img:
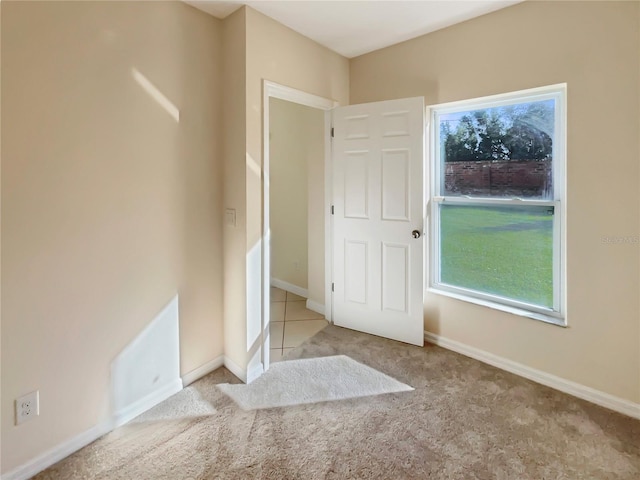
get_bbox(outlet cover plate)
[16,390,39,425]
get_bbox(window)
[429,85,566,325]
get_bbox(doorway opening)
[262,81,337,371]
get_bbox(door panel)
[332,97,424,346]
[381,149,410,221]
[345,240,368,304]
[344,152,369,219]
[382,242,408,313]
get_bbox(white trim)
[270,278,308,299]
[220,356,264,384]
[426,83,568,113]
[113,379,183,428]
[1,420,114,480]
[264,81,337,110]
[263,80,338,377]
[246,363,265,384]
[424,331,640,420]
[181,355,225,387]
[262,81,272,375]
[3,375,184,480]
[306,299,325,315]
[427,83,567,323]
[324,110,334,322]
[223,355,248,383]
[433,196,558,207]
[427,287,564,326]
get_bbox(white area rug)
[218,355,413,410]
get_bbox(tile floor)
[270,287,328,362]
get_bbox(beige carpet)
[218,355,413,410]
[34,325,640,479]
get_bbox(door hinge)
[331,127,334,138]
[331,205,335,215]
[331,283,335,292]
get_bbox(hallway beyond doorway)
[270,287,328,362]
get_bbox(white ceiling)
[184,0,523,58]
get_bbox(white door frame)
[262,80,338,371]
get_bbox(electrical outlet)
[294,260,300,271]
[15,390,39,425]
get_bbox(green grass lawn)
[440,205,553,308]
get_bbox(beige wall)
[1,1,224,472]
[269,97,325,297]
[0,2,3,463]
[270,98,308,290]
[245,6,349,252]
[222,6,349,373]
[221,6,248,373]
[306,105,326,307]
[351,0,640,403]
[8,0,636,474]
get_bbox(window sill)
[427,287,566,328]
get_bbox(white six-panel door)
[332,97,424,346]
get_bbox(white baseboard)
[1,377,183,480]
[223,355,248,383]
[424,331,640,420]
[222,356,265,384]
[306,299,325,316]
[1,420,114,480]
[246,363,265,384]
[113,378,183,428]
[181,355,224,387]
[9,350,229,479]
[270,278,308,299]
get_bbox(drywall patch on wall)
[111,296,182,426]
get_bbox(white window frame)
[427,84,567,326]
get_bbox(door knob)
[412,230,421,239]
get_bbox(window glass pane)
[440,204,553,308]
[439,99,555,199]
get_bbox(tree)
[444,115,478,161]
[475,110,509,160]
[440,101,554,162]
[503,103,553,160]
